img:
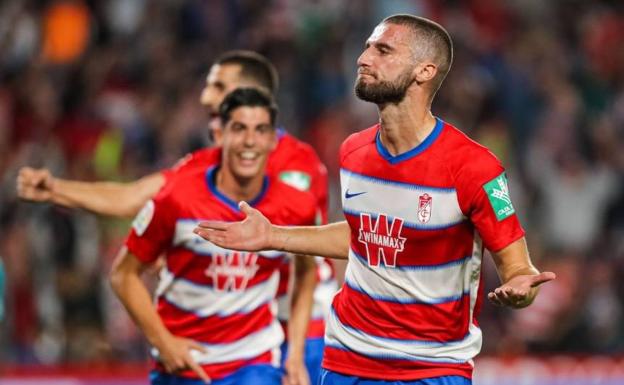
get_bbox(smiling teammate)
[111,88,317,385]
[16,51,337,384]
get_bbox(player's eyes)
[256,125,272,133]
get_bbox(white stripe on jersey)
[340,168,465,229]
[325,307,482,363]
[312,279,339,319]
[158,268,279,317]
[468,231,483,322]
[174,220,283,258]
[346,248,470,304]
[152,321,283,365]
[276,293,289,322]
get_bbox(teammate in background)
[194,15,556,385]
[111,88,316,385]
[16,51,337,384]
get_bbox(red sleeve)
[455,150,525,252]
[125,185,176,263]
[302,195,318,226]
[287,189,318,227]
[309,160,329,225]
[161,153,194,184]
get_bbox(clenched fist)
[16,167,55,202]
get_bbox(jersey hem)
[322,359,472,381]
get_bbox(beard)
[355,69,414,104]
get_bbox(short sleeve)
[310,162,329,225]
[301,195,318,226]
[456,151,525,252]
[161,153,194,184]
[125,186,176,263]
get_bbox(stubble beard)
[354,69,414,105]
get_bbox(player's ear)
[212,127,224,146]
[413,61,437,85]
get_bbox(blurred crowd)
[0,0,623,366]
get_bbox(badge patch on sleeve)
[483,172,515,221]
[132,200,155,236]
[279,171,311,191]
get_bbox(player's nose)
[357,48,372,68]
[243,128,256,146]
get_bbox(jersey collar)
[205,166,269,212]
[375,117,443,165]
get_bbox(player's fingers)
[17,167,34,180]
[297,368,310,385]
[17,172,36,188]
[494,287,511,301]
[282,372,293,385]
[508,289,528,302]
[487,292,504,306]
[186,358,211,384]
[238,201,261,219]
[196,220,231,231]
[194,230,231,248]
[27,170,47,186]
[187,340,208,354]
[282,364,298,385]
[164,357,185,373]
[193,228,215,241]
[496,288,517,306]
[529,271,556,287]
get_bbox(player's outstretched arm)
[194,202,351,259]
[487,237,556,309]
[283,255,316,385]
[17,167,165,218]
[109,247,211,384]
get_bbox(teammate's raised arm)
[17,167,165,218]
[194,201,351,260]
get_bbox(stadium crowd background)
[0,0,623,378]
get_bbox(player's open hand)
[16,167,55,202]
[194,201,274,251]
[157,334,211,384]
[282,355,310,385]
[488,271,556,308]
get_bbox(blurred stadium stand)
[0,0,622,384]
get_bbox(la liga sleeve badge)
[483,172,515,221]
[132,200,155,236]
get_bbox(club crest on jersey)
[417,193,432,223]
[358,213,406,268]
[205,251,260,291]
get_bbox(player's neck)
[377,92,436,156]
[216,167,266,203]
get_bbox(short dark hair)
[382,14,453,96]
[219,87,278,126]
[214,50,279,95]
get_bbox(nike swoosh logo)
[345,190,367,199]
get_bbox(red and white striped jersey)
[163,130,337,339]
[323,118,525,381]
[126,149,317,380]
